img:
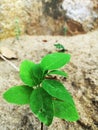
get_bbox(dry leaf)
[0,47,17,59]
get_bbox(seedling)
[3,52,79,129]
[14,18,21,40]
[63,26,67,35]
[54,43,66,52]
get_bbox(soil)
[0,30,98,130]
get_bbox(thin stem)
[0,54,19,72]
[41,122,43,130]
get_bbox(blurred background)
[0,0,98,39]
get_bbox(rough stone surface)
[62,0,98,31]
[0,0,27,39]
[0,0,98,39]
[0,30,98,130]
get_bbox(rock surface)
[0,30,98,130]
[0,0,98,39]
[62,0,98,31]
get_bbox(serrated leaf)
[20,60,44,87]
[40,52,70,70]
[53,100,79,121]
[48,70,68,77]
[20,60,36,87]
[42,79,74,104]
[30,87,53,126]
[3,85,33,105]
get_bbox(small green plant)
[63,26,67,35]
[14,18,21,40]
[3,52,79,128]
[54,43,66,52]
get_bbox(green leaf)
[42,79,74,104]
[54,43,65,51]
[48,70,68,77]
[40,52,70,70]
[20,60,36,87]
[3,85,33,105]
[42,79,79,121]
[20,60,44,87]
[32,64,44,84]
[30,87,53,126]
[53,100,79,121]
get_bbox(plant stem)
[41,122,43,130]
[0,54,19,72]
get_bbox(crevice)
[77,120,92,130]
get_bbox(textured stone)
[62,0,98,31]
[0,30,98,129]
[0,0,27,39]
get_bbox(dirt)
[0,30,98,130]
